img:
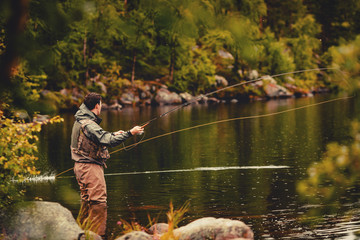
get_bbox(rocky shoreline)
[36,72,329,115]
[0,201,254,240]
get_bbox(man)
[71,92,143,236]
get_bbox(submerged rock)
[1,201,101,240]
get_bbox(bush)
[0,109,63,208]
[173,44,216,94]
[297,121,360,203]
[325,35,360,91]
[259,29,295,80]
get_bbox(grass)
[116,201,190,240]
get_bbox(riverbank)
[34,72,330,115]
[1,201,254,240]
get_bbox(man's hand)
[130,126,144,135]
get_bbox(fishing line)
[54,67,347,178]
[109,95,353,155]
[121,131,146,151]
[122,67,341,149]
[139,67,339,127]
[54,94,352,179]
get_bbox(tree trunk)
[0,0,29,108]
[83,31,89,81]
[169,47,175,82]
[131,51,136,87]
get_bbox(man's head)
[84,92,102,115]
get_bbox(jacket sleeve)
[83,122,132,148]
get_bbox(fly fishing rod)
[55,67,343,178]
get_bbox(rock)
[173,217,254,240]
[261,75,277,85]
[115,231,152,240]
[207,97,220,103]
[215,75,228,87]
[0,201,101,240]
[148,223,169,235]
[248,70,259,80]
[261,76,292,98]
[179,92,195,103]
[285,76,295,83]
[59,88,69,97]
[284,83,310,97]
[196,94,208,104]
[120,92,140,105]
[218,49,234,59]
[108,102,123,110]
[33,114,50,123]
[96,81,107,94]
[154,88,182,105]
[13,109,30,121]
[103,99,123,110]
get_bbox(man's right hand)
[130,126,144,135]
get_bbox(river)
[23,93,360,239]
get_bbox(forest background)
[1,0,360,208]
[1,0,360,115]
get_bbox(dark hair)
[84,92,101,110]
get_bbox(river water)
[24,93,360,239]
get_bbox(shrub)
[0,109,63,208]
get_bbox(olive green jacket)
[70,103,132,164]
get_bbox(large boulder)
[215,75,228,87]
[154,88,182,105]
[261,76,293,98]
[179,92,195,103]
[120,92,140,105]
[1,201,101,240]
[173,217,254,240]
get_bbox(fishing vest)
[73,119,110,166]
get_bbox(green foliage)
[173,42,216,94]
[286,14,322,88]
[304,0,360,49]
[264,0,307,39]
[11,61,47,102]
[0,109,63,208]
[236,0,267,24]
[297,121,360,204]
[116,201,190,239]
[1,0,360,103]
[325,35,360,91]
[259,29,295,79]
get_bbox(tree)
[263,0,307,39]
[304,0,360,50]
[117,6,156,86]
[286,14,321,87]
[154,0,211,83]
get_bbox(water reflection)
[77,201,107,237]
[23,94,360,239]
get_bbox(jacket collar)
[75,103,102,124]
